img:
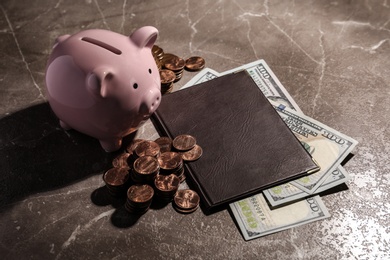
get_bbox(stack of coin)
[173,189,200,214]
[159,69,175,94]
[157,151,185,182]
[135,140,161,158]
[152,45,164,70]
[154,174,180,202]
[163,54,185,82]
[103,167,130,197]
[131,155,160,184]
[125,184,154,214]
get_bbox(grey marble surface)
[1,0,389,259]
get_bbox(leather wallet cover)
[151,70,319,211]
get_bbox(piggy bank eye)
[148,68,152,74]
[133,83,138,89]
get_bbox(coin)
[133,156,160,175]
[158,152,183,171]
[126,139,144,154]
[173,189,200,213]
[127,184,154,204]
[172,134,196,151]
[159,69,176,84]
[103,167,130,196]
[164,56,185,71]
[154,174,180,193]
[135,140,160,158]
[154,136,172,153]
[112,152,131,169]
[181,144,203,162]
[185,56,205,71]
[103,167,129,187]
[125,184,154,214]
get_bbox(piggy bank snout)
[139,88,161,116]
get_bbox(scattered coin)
[173,134,196,151]
[185,56,205,71]
[181,144,203,162]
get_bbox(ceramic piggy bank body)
[45,26,161,152]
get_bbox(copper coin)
[154,174,180,192]
[133,156,160,174]
[181,145,203,162]
[127,184,154,203]
[135,140,160,157]
[103,167,129,187]
[161,53,178,64]
[154,136,172,153]
[174,189,200,210]
[159,69,176,84]
[126,139,144,154]
[158,152,183,170]
[112,152,131,169]
[172,134,196,151]
[164,56,185,71]
[185,56,205,71]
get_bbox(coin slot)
[81,37,122,55]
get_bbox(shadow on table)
[0,102,135,210]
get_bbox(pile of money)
[152,45,205,94]
[103,135,202,215]
[181,59,358,240]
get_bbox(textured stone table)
[1,1,389,259]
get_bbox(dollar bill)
[270,102,358,193]
[181,68,220,88]
[263,166,351,207]
[230,194,330,240]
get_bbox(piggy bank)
[45,26,161,152]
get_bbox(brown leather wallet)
[151,70,319,212]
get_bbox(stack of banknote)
[181,60,358,240]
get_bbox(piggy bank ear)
[86,67,113,98]
[130,26,158,49]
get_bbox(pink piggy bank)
[45,26,161,152]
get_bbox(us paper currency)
[270,102,357,193]
[263,166,350,207]
[230,194,330,240]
